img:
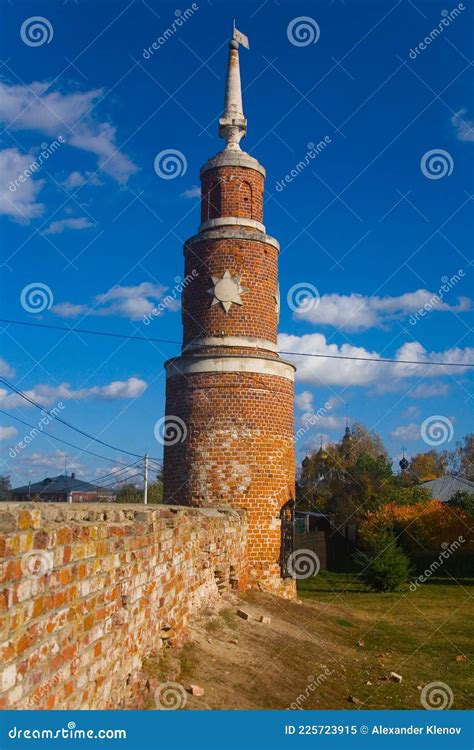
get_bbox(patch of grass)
[220,607,237,629]
[179,643,199,679]
[336,618,354,628]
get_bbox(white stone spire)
[219,26,249,150]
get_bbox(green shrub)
[356,530,410,592]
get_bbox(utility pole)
[143,452,148,505]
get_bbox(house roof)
[11,474,114,497]
[421,475,474,502]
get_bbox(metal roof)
[11,474,114,496]
[421,475,474,502]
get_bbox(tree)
[116,483,142,503]
[356,529,410,592]
[0,474,11,501]
[448,490,474,517]
[408,450,447,483]
[453,434,474,480]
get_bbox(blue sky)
[0,0,472,487]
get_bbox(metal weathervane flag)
[232,26,249,49]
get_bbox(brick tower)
[163,27,296,597]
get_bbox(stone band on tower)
[163,27,296,597]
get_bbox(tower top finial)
[219,25,249,150]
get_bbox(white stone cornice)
[200,150,266,178]
[186,228,279,252]
[199,217,266,233]
[166,354,296,382]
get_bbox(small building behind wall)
[9,473,116,503]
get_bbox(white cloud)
[0,81,138,184]
[181,185,201,199]
[409,382,449,399]
[451,108,474,142]
[62,170,103,190]
[0,148,45,220]
[293,289,470,331]
[0,426,17,440]
[278,333,474,387]
[0,358,15,378]
[401,405,420,418]
[0,376,147,409]
[390,423,420,441]
[44,217,95,235]
[14,451,85,473]
[53,281,177,321]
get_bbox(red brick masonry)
[0,503,247,709]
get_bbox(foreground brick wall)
[0,503,247,710]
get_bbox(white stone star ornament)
[207,270,247,313]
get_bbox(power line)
[0,377,162,461]
[0,409,147,469]
[1,317,472,368]
[0,318,179,346]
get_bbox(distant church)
[162,28,296,596]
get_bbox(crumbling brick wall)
[0,503,247,709]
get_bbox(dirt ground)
[138,575,472,711]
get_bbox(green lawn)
[297,572,473,709]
